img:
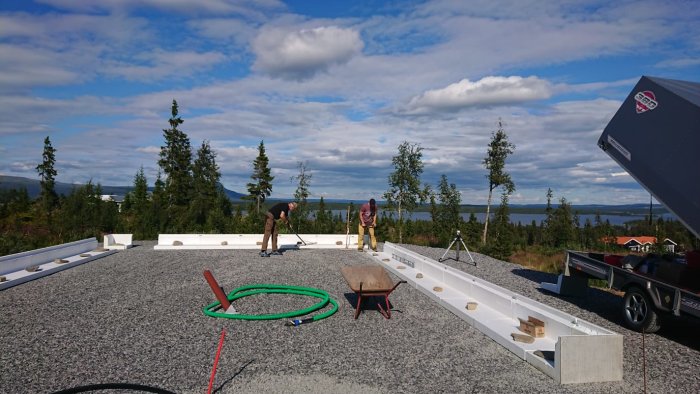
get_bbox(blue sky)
[1,0,699,204]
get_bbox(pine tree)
[482,119,515,244]
[36,136,59,219]
[435,174,461,243]
[132,166,149,209]
[315,196,333,233]
[486,192,514,260]
[542,188,554,246]
[550,197,575,248]
[158,100,193,209]
[127,166,150,239]
[57,181,116,241]
[464,212,481,246]
[247,140,274,214]
[191,140,221,229]
[384,141,430,243]
[291,161,312,232]
[149,170,167,236]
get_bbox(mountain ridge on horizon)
[0,175,668,213]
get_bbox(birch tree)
[482,119,515,244]
[384,141,430,243]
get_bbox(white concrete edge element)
[153,234,359,250]
[0,238,117,291]
[104,234,133,250]
[371,242,623,384]
[540,274,589,297]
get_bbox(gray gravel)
[1,241,698,394]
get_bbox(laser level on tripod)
[438,230,476,266]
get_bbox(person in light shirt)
[357,198,377,252]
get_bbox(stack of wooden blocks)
[510,316,545,343]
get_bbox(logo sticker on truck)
[634,91,658,114]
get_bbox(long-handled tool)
[345,206,350,249]
[287,222,316,246]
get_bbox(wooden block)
[433,286,443,292]
[336,241,343,245]
[518,316,545,338]
[416,273,423,279]
[0,276,6,282]
[54,258,69,264]
[466,302,478,310]
[173,240,183,246]
[511,332,534,343]
[26,265,40,272]
[80,253,91,257]
[528,316,545,327]
[221,241,228,245]
[256,241,262,245]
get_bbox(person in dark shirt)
[260,202,297,257]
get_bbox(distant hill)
[0,175,246,201]
[0,175,669,214]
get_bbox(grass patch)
[509,248,566,274]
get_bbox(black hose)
[51,382,176,394]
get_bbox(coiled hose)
[203,284,338,325]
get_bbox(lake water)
[332,210,676,227]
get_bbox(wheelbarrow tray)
[340,265,405,319]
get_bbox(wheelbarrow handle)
[391,280,407,292]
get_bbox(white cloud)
[405,76,552,114]
[37,0,286,17]
[136,146,161,154]
[1,0,699,204]
[252,26,364,80]
[0,44,81,92]
[655,57,700,69]
[188,18,258,47]
[102,50,228,82]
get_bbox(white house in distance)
[100,195,125,212]
[612,236,677,253]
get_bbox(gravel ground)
[1,241,698,394]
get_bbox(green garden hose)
[203,284,338,325]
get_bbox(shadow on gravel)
[654,315,700,351]
[511,267,700,351]
[213,359,254,394]
[342,293,402,318]
[512,267,623,322]
[510,268,556,285]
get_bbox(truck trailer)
[553,76,700,332]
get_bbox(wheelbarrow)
[340,265,406,319]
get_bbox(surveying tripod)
[438,230,476,266]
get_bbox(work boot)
[269,250,283,256]
[259,251,270,257]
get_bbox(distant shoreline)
[0,174,669,215]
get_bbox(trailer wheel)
[622,287,660,333]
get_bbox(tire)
[622,287,661,333]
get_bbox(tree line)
[1,101,697,261]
